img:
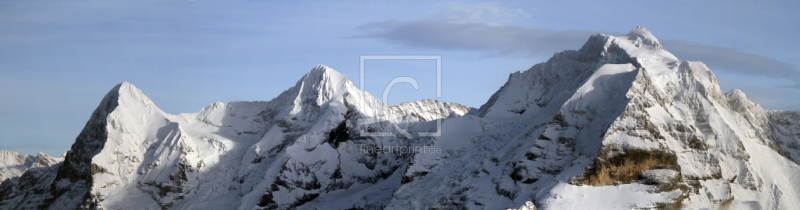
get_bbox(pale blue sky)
[1,0,798,156]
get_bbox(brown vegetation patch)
[580,149,678,186]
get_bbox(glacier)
[1,26,799,209]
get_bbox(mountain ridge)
[1,27,799,209]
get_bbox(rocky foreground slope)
[1,27,799,209]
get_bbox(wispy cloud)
[356,20,599,57]
[659,40,799,80]
[354,3,800,81]
[355,2,602,57]
[355,18,798,82]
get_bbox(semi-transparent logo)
[358,55,442,138]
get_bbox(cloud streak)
[356,20,599,57]
[355,20,799,81]
[660,40,799,79]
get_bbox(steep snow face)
[83,82,206,209]
[174,66,471,210]
[386,27,800,210]
[475,26,677,121]
[236,65,431,210]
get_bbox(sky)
[1,0,798,156]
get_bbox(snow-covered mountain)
[389,99,471,122]
[0,151,63,183]
[1,26,799,209]
[0,65,470,210]
[0,151,34,183]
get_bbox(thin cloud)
[355,20,800,81]
[355,20,599,57]
[660,40,800,80]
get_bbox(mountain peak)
[628,26,652,36]
[297,64,352,88]
[726,89,747,98]
[117,82,151,102]
[726,89,760,113]
[311,64,331,72]
[289,65,359,106]
[0,150,32,168]
[622,26,665,51]
[101,82,156,110]
[31,152,60,168]
[303,64,345,82]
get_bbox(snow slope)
[1,27,799,210]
